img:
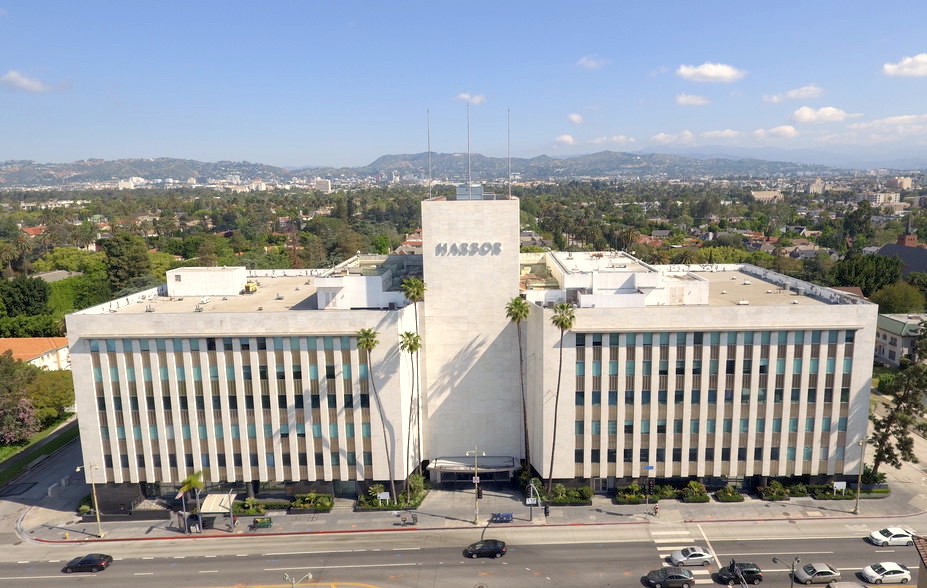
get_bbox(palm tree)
[356,328,397,502]
[14,234,33,276]
[0,241,16,276]
[399,330,421,502]
[179,470,205,533]
[547,302,575,495]
[505,296,532,469]
[400,277,426,473]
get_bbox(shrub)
[787,482,808,497]
[367,484,385,500]
[78,504,91,515]
[614,484,644,505]
[758,480,789,500]
[291,493,333,511]
[715,485,745,502]
[862,464,887,485]
[655,484,679,500]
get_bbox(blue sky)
[2,1,927,168]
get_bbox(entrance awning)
[199,492,236,514]
[427,456,517,473]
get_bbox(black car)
[717,560,763,585]
[646,566,695,588]
[464,539,507,558]
[62,553,113,573]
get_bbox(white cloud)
[790,106,859,124]
[455,92,486,104]
[675,62,746,83]
[753,125,799,139]
[577,54,608,69]
[763,83,823,103]
[650,130,696,145]
[675,93,710,106]
[700,129,741,140]
[555,134,575,145]
[589,135,635,145]
[0,69,52,93]
[883,53,927,77]
[567,113,584,124]
[847,113,927,142]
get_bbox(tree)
[869,363,927,476]
[24,370,74,426]
[356,328,397,502]
[833,254,902,297]
[0,351,40,444]
[101,233,153,291]
[399,330,421,502]
[399,277,426,476]
[0,276,51,317]
[0,241,16,276]
[179,470,205,533]
[870,281,926,314]
[505,297,532,469]
[547,302,575,495]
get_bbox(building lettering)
[434,242,502,256]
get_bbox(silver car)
[793,562,840,584]
[670,545,713,566]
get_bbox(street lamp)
[466,446,485,525]
[853,434,868,515]
[772,555,800,588]
[75,464,104,538]
[283,572,313,587]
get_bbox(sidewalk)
[18,456,927,544]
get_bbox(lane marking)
[0,576,81,580]
[264,563,419,571]
[698,523,722,570]
[264,549,356,556]
[717,551,834,556]
[141,557,154,560]
[134,572,154,576]
[199,570,219,573]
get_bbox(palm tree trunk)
[517,323,530,468]
[405,352,417,503]
[547,332,565,495]
[367,349,397,500]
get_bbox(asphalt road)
[2,533,920,587]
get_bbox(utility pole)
[466,446,485,525]
[75,464,104,538]
[853,434,868,515]
[283,572,313,587]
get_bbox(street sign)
[643,465,655,470]
[377,492,391,500]
[525,498,537,506]
[472,476,480,484]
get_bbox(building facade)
[67,191,877,498]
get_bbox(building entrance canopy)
[428,456,517,474]
[198,492,235,514]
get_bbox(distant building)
[0,337,70,370]
[313,179,332,194]
[875,314,924,367]
[887,177,914,190]
[751,190,782,202]
[865,192,900,206]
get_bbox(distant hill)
[0,151,845,188]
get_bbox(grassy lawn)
[871,364,897,390]
[0,416,75,462]
[0,421,79,487]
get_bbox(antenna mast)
[467,103,472,199]
[427,109,432,199]
[507,108,511,199]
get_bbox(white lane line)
[264,563,419,571]
[651,530,692,535]
[236,554,249,557]
[17,561,30,564]
[49,560,62,563]
[204,555,217,558]
[392,547,422,551]
[141,556,154,560]
[698,523,722,570]
[656,545,694,551]
[875,549,896,552]
[0,576,81,580]
[264,550,355,555]
[173,556,185,559]
[718,551,834,556]
[199,570,219,573]
[134,572,155,576]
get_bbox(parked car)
[62,553,113,573]
[860,561,912,584]
[868,528,915,547]
[717,560,763,585]
[793,562,840,584]
[670,545,713,566]
[645,565,695,588]
[463,539,506,558]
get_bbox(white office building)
[67,189,877,500]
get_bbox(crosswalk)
[651,528,715,581]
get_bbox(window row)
[92,363,368,383]
[90,335,352,354]
[576,445,845,463]
[102,450,373,469]
[575,388,851,406]
[577,357,853,377]
[101,422,372,441]
[576,330,855,347]
[576,416,848,435]
[96,392,371,411]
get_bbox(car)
[860,561,912,584]
[717,560,763,585]
[62,553,113,573]
[793,562,840,584]
[463,539,506,558]
[670,545,713,566]
[645,566,695,588]
[868,528,915,547]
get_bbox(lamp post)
[75,464,103,538]
[283,572,313,587]
[466,447,485,525]
[772,555,800,588]
[853,434,868,515]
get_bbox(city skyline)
[1,1,926,168]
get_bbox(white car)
[669,545,713,566]
[860,562,912,584]
[868,528,915,547]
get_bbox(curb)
[685,509,927,524]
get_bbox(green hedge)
[232,499,292,515]
[614,494,645,505]
[291,493,333,511]
[715,492,746,502]
[682,494,711,503]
